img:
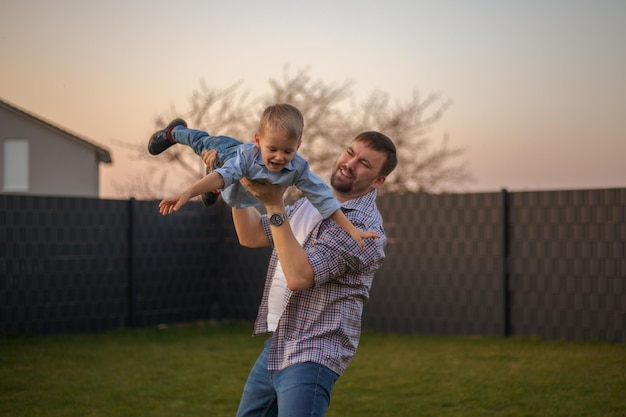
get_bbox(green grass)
[1,323,625,417]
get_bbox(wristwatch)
[269,212,288,227]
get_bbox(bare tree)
[344,90,470,193]
[120,67,471,199]
[119,80,256,199]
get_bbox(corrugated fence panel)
[130,199,223,327]
[0,195,129,334]
[1,189,624,342]
[364,192,504,336]
[508,189,626,342]
[217,207,271,322]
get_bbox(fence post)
[126,197,135,328]
[501,189,511,337]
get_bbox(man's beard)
[330,169,352,193]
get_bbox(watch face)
[270,213,286,226]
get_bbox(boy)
[149,104,378,248]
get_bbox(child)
[149,103,379,248]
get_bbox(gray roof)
[0,98,112,164]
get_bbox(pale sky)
[1,0,624,198]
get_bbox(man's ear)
[372,176,386,189]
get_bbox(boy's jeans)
[171,127,241,168]
[236,338,339,417]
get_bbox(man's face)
[330,140,386,200]
[255,127,300,172]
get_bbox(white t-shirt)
[266,201,323,331]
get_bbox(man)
[205,131,397,417]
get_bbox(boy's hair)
[353,131,398,177]
[258,104,304,141]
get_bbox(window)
[3,139,29,192]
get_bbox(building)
[0,98,112,198]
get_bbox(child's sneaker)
[201,166,221,207]
[201,190,221,207]
[148,118,187,155]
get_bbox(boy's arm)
[293,160,341,219]
[159,172,225,215]
[293,162,379,248]
[329,210,380,249]
[185,171,225,198]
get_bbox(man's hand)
[201,150,218,171]
[239,177,288,211]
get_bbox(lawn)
[1,322,625,417]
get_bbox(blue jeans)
[236,338,340,417]
[171,127,241,169]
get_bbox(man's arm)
[239,177,315,291]
[231,206,270,248]
[201,149,270,248]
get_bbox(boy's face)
[254,127,301,172]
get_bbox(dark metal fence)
[365,188,625,342]
[0,196,269,334]
[1,189,624,342]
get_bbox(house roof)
[0,98,112,164]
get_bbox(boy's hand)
[159,192,191,215]
[351,229,380,249]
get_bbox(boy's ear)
[254,133,261,147]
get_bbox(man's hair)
[258,104,304,141]
[353,131,398,176]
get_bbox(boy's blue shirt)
[215,143,340,218]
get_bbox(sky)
[1,0,625,198]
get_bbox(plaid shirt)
[252,189,386,375]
